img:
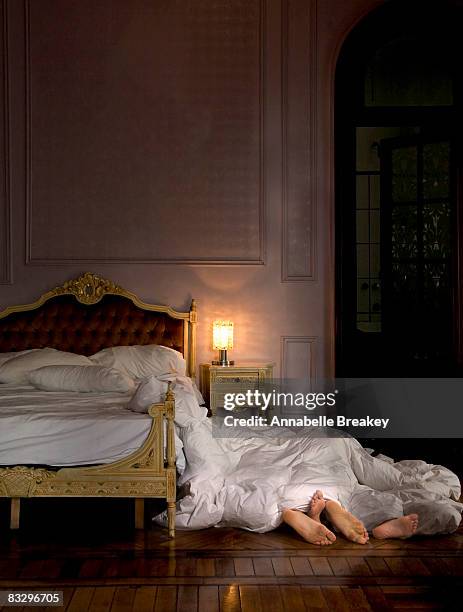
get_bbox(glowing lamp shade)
[212,320,234,366]
[213,320,234,350]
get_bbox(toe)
[326,530,336,542]
[320,538,330,546]
[353,531,367,544]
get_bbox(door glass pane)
[391,205,417,258]
[423,142,449,199]
[392,146,417,202]
[391,263,417,305]
[423,202,451,258]
[356,210,369,243]
[365,37,453,107]
[356,175,369,208]
[356,244,370,277]
[423,262,449,294]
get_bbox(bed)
[0,272,198,537]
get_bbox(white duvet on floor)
[155,382,463,536]
[1,377,461,536]
[0,383,154,466]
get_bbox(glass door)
[380,136,454,374]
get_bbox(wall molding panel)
[0,0,11,284]
[280,335,317,383]
[24,0,266,266]
[281,0,317,281]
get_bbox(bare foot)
[308,490,326,523]
[282,509,336,546]
[324,500,369,544]
[372,514,419,540]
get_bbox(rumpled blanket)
[154,379,462,535]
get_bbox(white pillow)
[28,365,135,393]
[0,348,91,384]
[90,344,186,379]
[0,349,38,368]
[127,375,186,475]
[128,376,168,413]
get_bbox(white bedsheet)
[0,383,152,466]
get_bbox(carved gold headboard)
[0,273,197,378]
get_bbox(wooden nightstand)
[199,363,274,415]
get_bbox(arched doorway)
[335,0,463,377]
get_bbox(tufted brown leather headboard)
[0,273,197,378]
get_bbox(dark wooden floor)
[0,500,462,611]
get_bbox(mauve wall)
[0,0,381,379]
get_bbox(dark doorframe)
[335,0,463,378]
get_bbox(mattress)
[0,383,155,466]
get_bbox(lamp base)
[212,349,234,366]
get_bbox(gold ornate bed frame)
[0,273,198,537]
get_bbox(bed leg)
[135,498,144,529]
[10,498,20,530]
[168,501,175,538]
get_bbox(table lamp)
[212,320,234,366]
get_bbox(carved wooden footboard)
[0,384,176,536]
